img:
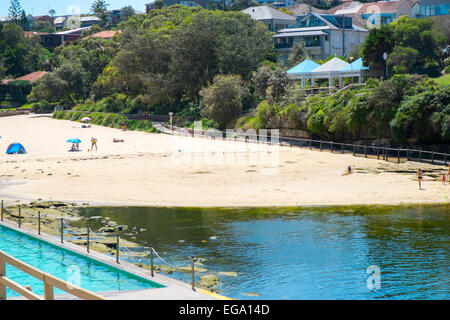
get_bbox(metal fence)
[164,124,449,166]
[0,202,200,292]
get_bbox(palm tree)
[91,0,109,15]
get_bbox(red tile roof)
[90,30,122,39]
[16,71,48,83]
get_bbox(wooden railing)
[0,249,107,300]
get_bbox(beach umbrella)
[66,138,81,144]
[81,117,91,123]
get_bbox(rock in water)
[219,271,238,277]
[196,275,220,292]
[241,292,261,297]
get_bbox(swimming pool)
[0,224,164,298]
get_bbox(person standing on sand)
[416,168,424,190]
[91,137,98,151]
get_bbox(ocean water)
[74,204,449,300]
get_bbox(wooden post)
[406,149,409,162]
[431,152,434,164]
[0,257,6,300]
[309,139,312,150]
[330,141,333,153]
[150,245,154,277]
[38,211,41,235]
[377,144,379,160]
[190,256,196,291]
[18,205,21,228]
[1,200,3,222]
[353,145,355,156]
[386,148,389,162]
[44,279,54,300]
[116,235,120,264]
[341,144,344,154]
[87,226,90,253]
[397,149,400,164]
[364,145,367,158]
[60,218,63,244]
[320,141,322,151]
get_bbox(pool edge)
[0,220,221,300]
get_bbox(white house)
[242,6,297,32]
[274,12,368,61]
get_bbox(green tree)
[200,74,249,128]
[361,25,394,76]
[32,21,55,33]
[91,0,109,27]
[267,67,290,103]
[286,41,306,68]
[120,6,135,22]
[153,0,164,10]
[0,23,51,77]
[29,62,90,106]
[8,0,23,24]
[387,46,419,74]
[252,65,274,99]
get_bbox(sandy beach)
[0,114,447,207]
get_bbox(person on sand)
[442,173,446,185]
[347,166,352,175]
[91,137,98,151]
[416,168,424,190]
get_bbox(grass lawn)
[434,74,450,87]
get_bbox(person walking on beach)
[442,173,446,185]
[416,168,424,190]
[91,137,98,151]
[347,165,352,175]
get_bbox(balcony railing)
[275,40,321,50]
[275,42,293,49]
[305,40,321,47]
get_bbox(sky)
[0,0,151,17]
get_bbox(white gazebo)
[287,57,369,90]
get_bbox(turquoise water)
[75,205,450,300]
[0,225,163,298]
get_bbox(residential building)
[419,0,450,16]
[289,3,327,15]
[328,0,420,25]
[256,0,295,8]
[33,15,55,26]
[242,6,297,32]
[273,12,368,61]
[40,27,90,48]
[54,15,102,30]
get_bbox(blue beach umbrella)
[66,138,81,143]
